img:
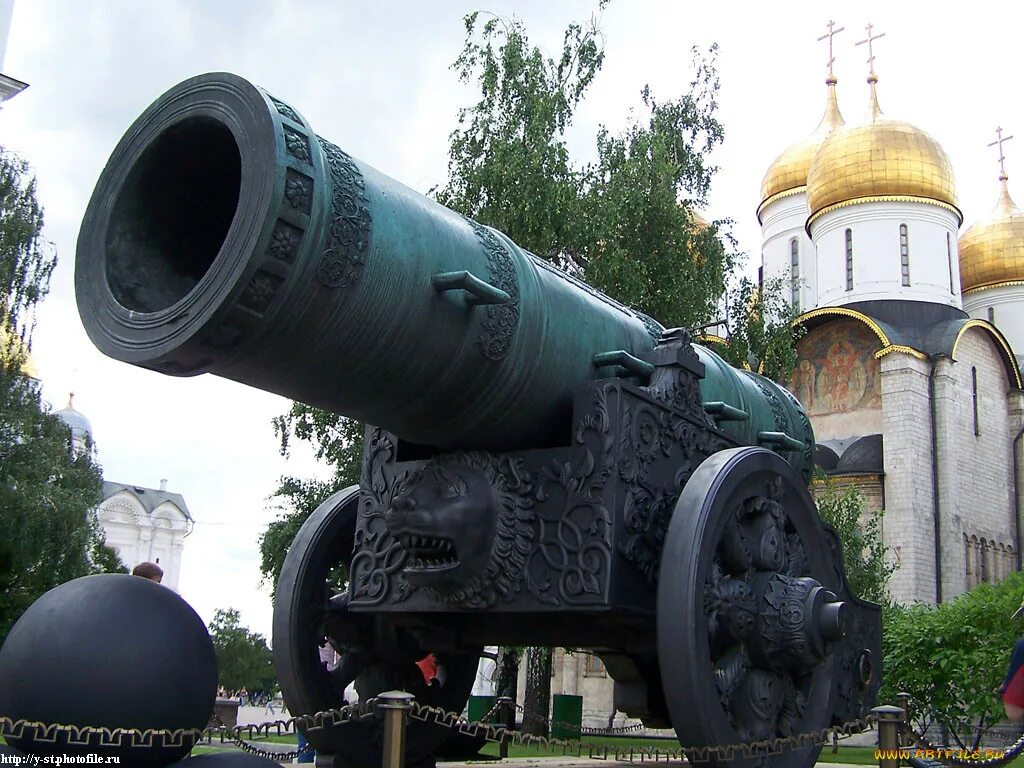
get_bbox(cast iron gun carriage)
[76,73,881,768]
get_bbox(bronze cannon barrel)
[77,72,815,472]
[75,73,659,451]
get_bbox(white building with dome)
[757,36,1024,605]
[54,395,193,591]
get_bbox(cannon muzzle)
[76,73,659,451]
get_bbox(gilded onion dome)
[959,175,1024,293]
[0,324,38,379]
[758,76,845,220]
[806,76,960,226]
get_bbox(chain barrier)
[0,700,378,759]
[581,722,645,735]
[406,700,876,763]
[0,700,875,764]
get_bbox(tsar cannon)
[76,73,881,768]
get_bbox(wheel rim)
[272,485,480,765]
[658,448,842,768]
[273,486,360,750]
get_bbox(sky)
[2,0,1023,642]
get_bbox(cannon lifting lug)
[702,401,748,421]
[431,270,510,306]
[758,430,807,453]
[593,350,656,381]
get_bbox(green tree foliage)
[814,478,894,606]
[0,148,122,646]
[258,404,363,594]
[881,573,1024,748]
[434,9,605,259]
[581,54,731,328]
[209,607,276,694]
[712,274,804,382]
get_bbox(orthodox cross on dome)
[817,20,845,79]
[988,127,1014,180]
[855,22,886,78]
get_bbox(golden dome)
[806,79,960,225]
[758,77,845,219]
[959,178,1024,293]
[0,324,38,379]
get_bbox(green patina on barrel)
[694,345,815,482]
[75,72,814,477]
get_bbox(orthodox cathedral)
[759,24,1024,605]
[542,23,1024,731]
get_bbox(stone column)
[880,352,937,604]
[932,357,965,598]
[1010,390,1024,571]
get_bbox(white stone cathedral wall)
[760,193,816,309]
[880,353,937,604]
[812,202,961,309]
[937,328,1016,599]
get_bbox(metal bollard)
[378,690,416,768]
[873,705,906,768]
[498,696,513,759]
[896,692,912,727]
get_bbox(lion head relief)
[384,452,536,608]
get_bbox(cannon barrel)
[76,73,813,467]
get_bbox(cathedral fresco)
[789,319,883,439]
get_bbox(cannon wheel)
[657,447,841,768]
[273,486,480,768]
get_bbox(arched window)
[845,229,854,290]
[899,224,911,286]
[970,535,980,588]
[988,306,995,324]
[790,238,800,309]
[979,538,989,583]
[964,533,974,588]
[972,366,980,436]
[947,233,955,294]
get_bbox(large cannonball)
[0,574,217,767]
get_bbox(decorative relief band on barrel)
[269,95,302,125]
[465,219,519,362]
[268,221,302,264]
[750,374,788,432]
[283,127,311,162]
[202,93,313,355]
[315,138,372,289]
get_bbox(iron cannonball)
[0,574,217,767]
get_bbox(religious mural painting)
[790,319,883,439]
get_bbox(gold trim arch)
[949,319,1022,389]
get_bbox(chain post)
[895,692,912,727]
[378,690,415,768]
[873,705,906,768]
[497,696,513,759]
